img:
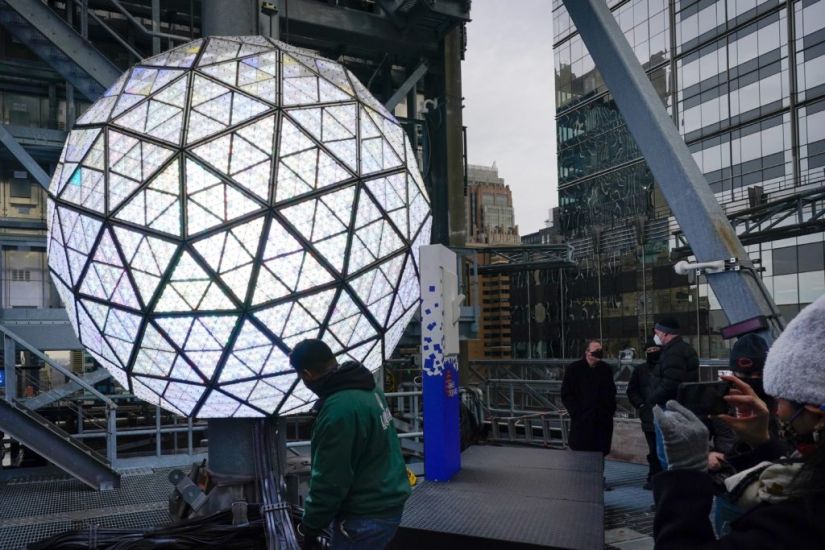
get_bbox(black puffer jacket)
[647,336,699,407]
[627,362,655,431]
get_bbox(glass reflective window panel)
[46,37,431,418]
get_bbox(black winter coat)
[627,363,655,431]
[561,358,616,455]
[653,441,825,549]
[647,336,699,407]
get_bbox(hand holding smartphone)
[677,381,731,418]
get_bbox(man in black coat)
[561,340,617,464]
[627,340,662,489]
[647,317,699,408]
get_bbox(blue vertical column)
[420,245,461,481]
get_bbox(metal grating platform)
[391,445,605,550]
[603,460,655,549]
[0,468,173,550]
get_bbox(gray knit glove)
[653,400,709,472]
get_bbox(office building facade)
[525,0,825,359]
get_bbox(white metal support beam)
[385,61,428,111]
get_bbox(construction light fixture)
[46,37,432,418]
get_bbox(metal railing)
[60,397,206,465]
[487,410,569,448]
[468,358,730,446]
[283,389,424,454]
[0,324,118,462]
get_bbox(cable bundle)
[28,506,268,549]
[252,420,299,550]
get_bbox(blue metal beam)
[0,124,51,190]
[562,0,781,339]
[0,0,120,101]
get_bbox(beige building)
[465,164,520,245]
[463,164,519,359]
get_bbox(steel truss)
[456,245,576,274]
[672,183,825,259]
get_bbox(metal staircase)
[0,325,120,491]
[0,399,120,490]
[24,368,111,411]
[0,0,120,100]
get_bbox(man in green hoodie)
[290,339,410,550]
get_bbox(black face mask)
[646,350,661,364]
[590,349,603,359]
[779,404,817,450]
[303,376,325,396]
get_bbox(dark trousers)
[643,429,662,480]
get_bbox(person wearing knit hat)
[729,333,770,376]
[646,316,699,409]
[763,296,825,407]
[706,334,773,466]
[707,332,782,536]
[651,296,825,548]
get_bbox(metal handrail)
[0,324,116,409]
[0,323,119,461]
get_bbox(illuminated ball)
[46,37,431,417]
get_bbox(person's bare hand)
[707,451,726,471]
[715,375,770,447]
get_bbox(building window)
[10,179,32,199]
[772,273,799,304]
[799,271,825,303]
[772,246,797,275]
[11,269,31,282]
[798,242,825,272]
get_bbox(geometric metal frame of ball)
[46,36,432,418]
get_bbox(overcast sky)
[463,0,557,236]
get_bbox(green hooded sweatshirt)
[302,361,411,530]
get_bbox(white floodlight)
[46,37,432,418]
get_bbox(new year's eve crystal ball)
[46,37,431,417]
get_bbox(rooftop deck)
[0,452,655,550]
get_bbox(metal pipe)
[155,405,161,456]
[73,424,207,438]
[106,405,117,462]
[151,0,160,54]
[285,432,425,449]
[526,271,532,358]
[385,391,422,398]
[559,268,566,358]
[3,336,16,402]
[187,416,193,455]
[80,0,88,38]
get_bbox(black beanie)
[289,339,335,372]
[655,316,680,334]
[729,333,769,374]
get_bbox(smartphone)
[677,381,730,418]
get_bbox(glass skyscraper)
[526,0,825,359]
